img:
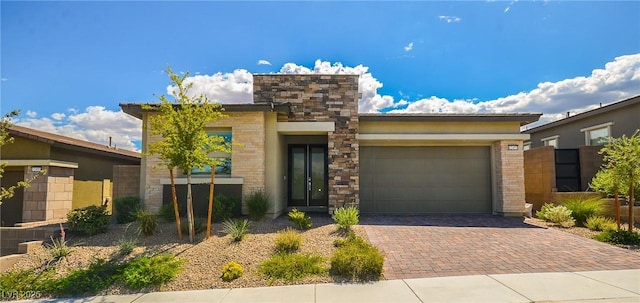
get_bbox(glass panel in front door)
[309,146,326,206]
[290,147,306,206]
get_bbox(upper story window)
[192,129,232,176]
[523,142,531,151]
[581,122,613,146]
[541,135,559,148]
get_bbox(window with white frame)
[541,135,559,148]
[523,142,531,151]
[581,122,613,146]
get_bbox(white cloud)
[180,54,640,123]
[16,106,142,152]
[1,78,7,82]
[51,113,66,120]
[258,60,272,66]
[177,59,395,113]
[404,42,414,52]
[438,15,462,23]
[168,69,254,104]
[390,53,640,128]
[36,54,636,151]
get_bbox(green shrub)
[333,231,357,247]
[275,228,302,253]
[113,196,141,224]
[180,217,206,235]
[0,269,55,297]
[45,236,73,260]
[562,196,604,226]
[594,229,640,245]
[221,261,244,282]
[45,224,72,260]
[67,205,110,235]
[213,195,239,222]
[122,254,185,290]
[158,203,177,222]
[136,211,158,236]
[585,216,617,232]
[288,208,312,230]
[537,204,575,227]
[536,203,555,220]
[330,234,384,281]
[259,253,326,282]
[52,258,124,296]
[222,219,251,241]
[246,189,270,221]
[332,206,359,231]
[118,237,137,255]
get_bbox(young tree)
[145,67,230,242]
[590,168,626,229]
[598,130,640,231]
[0,110,45,205]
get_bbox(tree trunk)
[206,168,216,239]
[169,169,182,240]
[186,172,195,242]
[614,190,620,230]
[629,183,634,232]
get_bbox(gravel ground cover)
[4,214,369,296]
[524,217,640,253]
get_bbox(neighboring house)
[121,74,540,218]
[1,125,141,226]
[522,95,640,210]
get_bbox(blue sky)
[2,1,639,151]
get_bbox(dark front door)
[288,145,328,207]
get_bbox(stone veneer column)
[22,166,74,222]
[253,75,360,213]
[493,140,526,216]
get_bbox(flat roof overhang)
[120,102,292,120]
[359,113,542,126]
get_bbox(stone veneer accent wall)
[23,166,74,222]
[492,140,526,216]
[253,75,359,211]
[141,112,266,213]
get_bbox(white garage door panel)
[360,146,492,214]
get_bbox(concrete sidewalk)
[14,269,640,303]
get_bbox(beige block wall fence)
[524,145,607,212]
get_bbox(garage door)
[360,146,492,214]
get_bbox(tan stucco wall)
[360,121,522,134]
[73,179,111,213]
[51,148,138,181]
[264,112,285,218]
[1,137,51,159]
[140,112,268,213]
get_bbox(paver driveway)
[361,215,640,280]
